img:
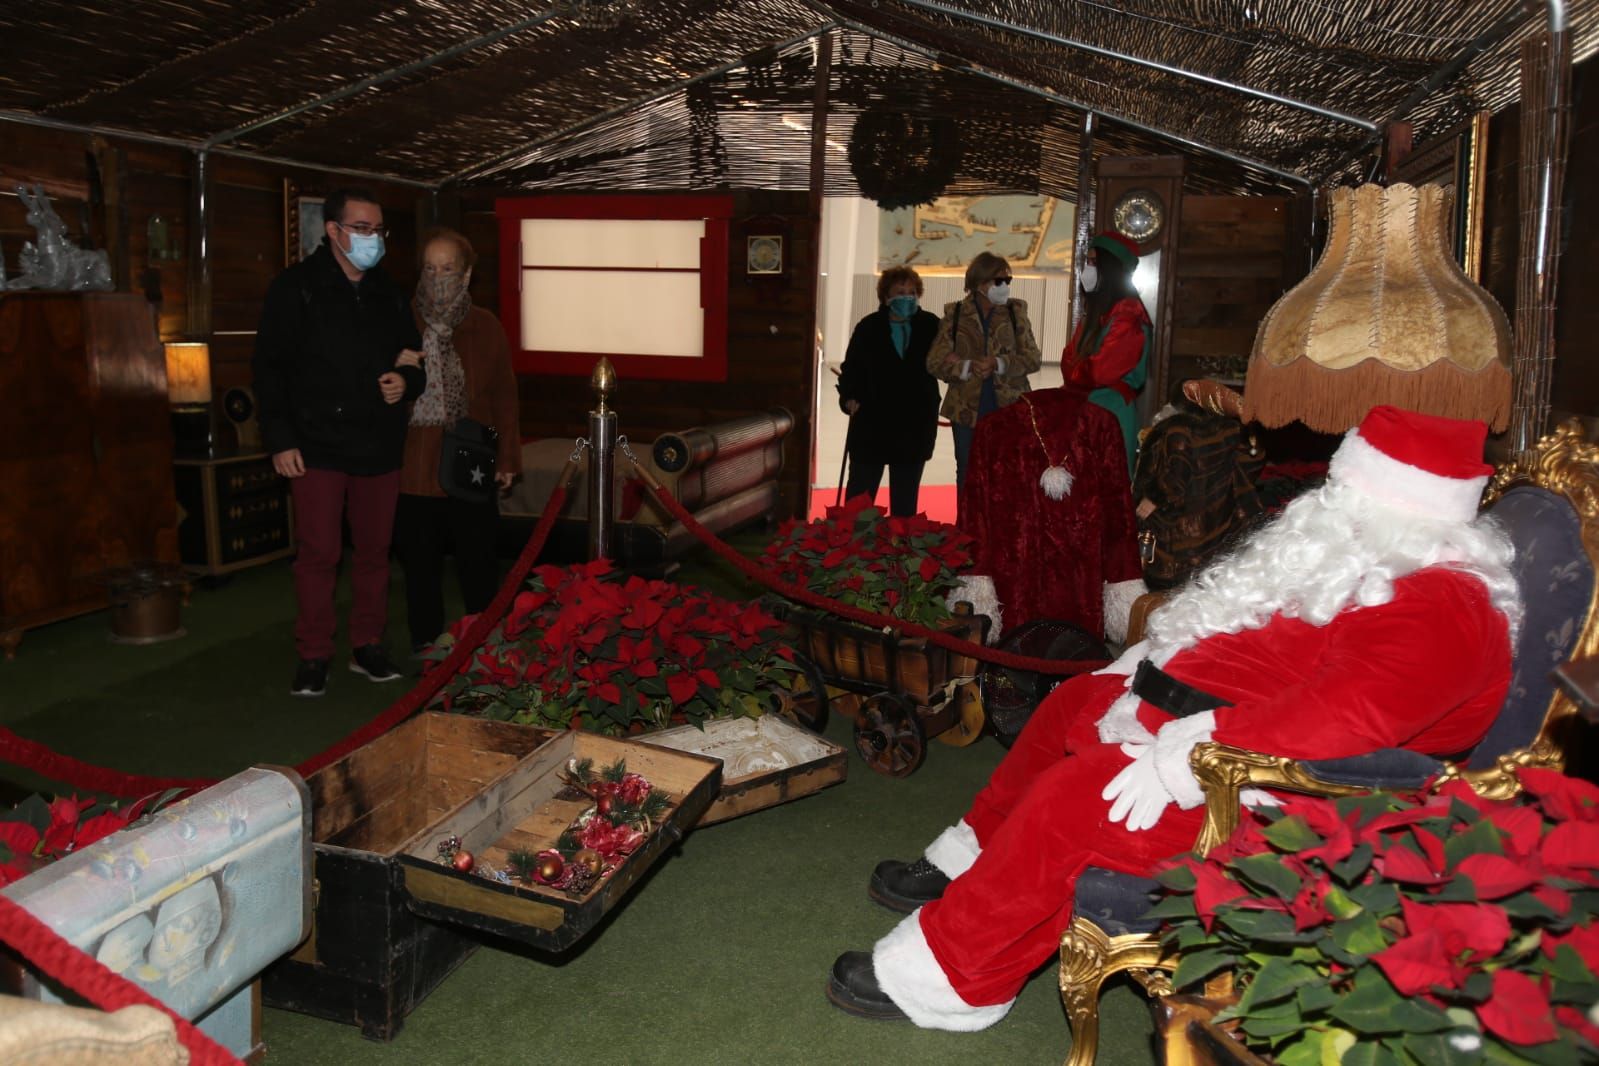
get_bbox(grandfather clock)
[1094,155,1185,426]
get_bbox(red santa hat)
[1327,405,1493,524]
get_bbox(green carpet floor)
[0,542,1159,1065]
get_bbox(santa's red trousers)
[918,672,1196,1008]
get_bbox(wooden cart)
[772,603,989,777]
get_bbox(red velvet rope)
[630,468,1110,676]
[0,473,576,797]
[0,895,241,1066]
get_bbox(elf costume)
[1064,232,1153,478]
[829,405,1519,1029]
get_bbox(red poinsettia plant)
[760,494,975,626]
[0,792,172,887]
[431,559,800,734]
[1152,770,1599,1065]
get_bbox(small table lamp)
[165,341,213,456]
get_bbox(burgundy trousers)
[918,673,1201,1007]
[289,467,401,661]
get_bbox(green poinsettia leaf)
[1234,853,1305,899]
[1337,792,1403,826]
[1446,818,1507,868]
[1501,891,1560,922]
[1261,815,1324,852]
[1402,1029,1489,1066]
[1271,1030,1331,1066]
[1236,957,1322,1011]
[1430,876,1484,903]
[1323,884,1366,920]
[1144,895,1198,921]
[1548,944,1599,985]
[1236,999,1306,1040]
[1329,910,1390,956]
[1219,907,1320,945]
[1481,1034,1581,1066]
[1332,842,1375,886]
[1329,971,1454,1035]
[1155,863,1199,892]
[1296,979,1339,1015]
[1172,946,1237,989]
[1348,881,1401,916]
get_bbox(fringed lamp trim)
[1241,356,1511,434]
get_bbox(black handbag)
[438,417,499,504]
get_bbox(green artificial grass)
[0,541,1159,1065]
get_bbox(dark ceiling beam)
[0,108,437,188]
[890,0,1378,133]
[823,15,1311,186]
[448,22,839,184]
[202,9,563,149]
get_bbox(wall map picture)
[879,194,1077,272]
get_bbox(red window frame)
[496,194,732,382]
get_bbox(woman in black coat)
[837,266,942,516]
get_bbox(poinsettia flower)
[1400,898,1511,960]
[1539,820,1599,877]
[42,797,85,855]
[73,810,134,851]
[1375,842,1447,885]
[621,598,665,630]
[1456,853,1541,899]
[1482,803,1546,859]
[1476,969,1557,1045]
[1541,923,1599,975]
[1192,864,1248,931]
[1519,769,1599,823]
[666,672,699,705]
[1277,796,1357,864]
[0,821,40,861]
[1374,928,1462,994]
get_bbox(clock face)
[1112,188,1165,243]
[223,387,255,424]
[747,236,783,274]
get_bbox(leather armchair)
[1057,420,1599,1066]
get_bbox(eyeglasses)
[336,221,389,238]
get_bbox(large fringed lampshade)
[1243,183,1512,433]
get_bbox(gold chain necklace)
[1018,394,1074,500]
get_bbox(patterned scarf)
[409,272,472,426]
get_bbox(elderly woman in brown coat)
[393,227,521,653]
[926,251,1043,493]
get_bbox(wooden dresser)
[0,292,180,657]
[173,452,293,576]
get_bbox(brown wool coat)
[926,294,1043,427]
[399,305,522,497]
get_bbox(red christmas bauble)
[453,850,475,873]
[536,853,564,883]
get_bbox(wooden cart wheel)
[769,654,830,732]
[854,693,926,777]
[932,680,986,747]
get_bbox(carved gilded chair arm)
[1187,742,1370,856]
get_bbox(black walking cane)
[835,409,855,507]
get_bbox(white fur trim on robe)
[924,820,981,878]
[1102,578,1148,645]
[1151,710,1216,810]
[873,910,1013,1032]
[1094,642,1179,747]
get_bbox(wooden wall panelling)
[1546,56,1597,422]
[491,189,818,519]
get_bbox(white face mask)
[1078,264,1100,293]
[986,282,1011,305]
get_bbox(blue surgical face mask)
[888,294,918,318]
[341,229,386,271]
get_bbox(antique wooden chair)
[1057,420,1599,1066]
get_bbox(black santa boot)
[868,857,950,913]
[826,951,909,1020]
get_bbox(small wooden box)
[639,715,846,825]
[395,730,721,951]
[173,452,293,577]
[262,714,720,1040]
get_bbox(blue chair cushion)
[1301,748,1445,789]
[1075,866,1163,935]
[1472,486,1592,769]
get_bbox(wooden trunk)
[261,713,720,1040]
[786,609,985,707]
[638,715,846,825]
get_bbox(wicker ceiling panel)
[0,0,1591,190]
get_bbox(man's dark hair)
[322,187,380,226]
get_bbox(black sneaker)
[868,857,950,914]
[291,659,329,698]
[349,644,403,683]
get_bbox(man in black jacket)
[253,188,425,697]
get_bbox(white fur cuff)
[1152,710,1216,811]
[873,911,1013,1032]
[949,575,1002,643]
[924,820,981,879]
[1102,578,1148,645]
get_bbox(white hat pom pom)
[1039,465,1074,500]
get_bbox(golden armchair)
[1058,420,1599,1066]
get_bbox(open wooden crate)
[394,730,721,952]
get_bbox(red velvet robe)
[958,387,1140,638]
[920,567,1512,1008]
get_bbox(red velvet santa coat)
[958,387,1141,637]
[918,567,1512,1008]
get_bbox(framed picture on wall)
[746,235,784,275]
[283,181,325,265]
[1392,111,1490,282]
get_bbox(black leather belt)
[1131,660,1228,719]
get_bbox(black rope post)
[587,357,617,561]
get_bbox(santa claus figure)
[827,404,1521,1028]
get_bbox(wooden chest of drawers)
[174,452,293,575]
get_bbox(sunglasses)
[991,276,1013,285]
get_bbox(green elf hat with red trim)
[1090,231,1142,271]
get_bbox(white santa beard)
[1143,479,1521,661]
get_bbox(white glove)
[1102,747,1175,832]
